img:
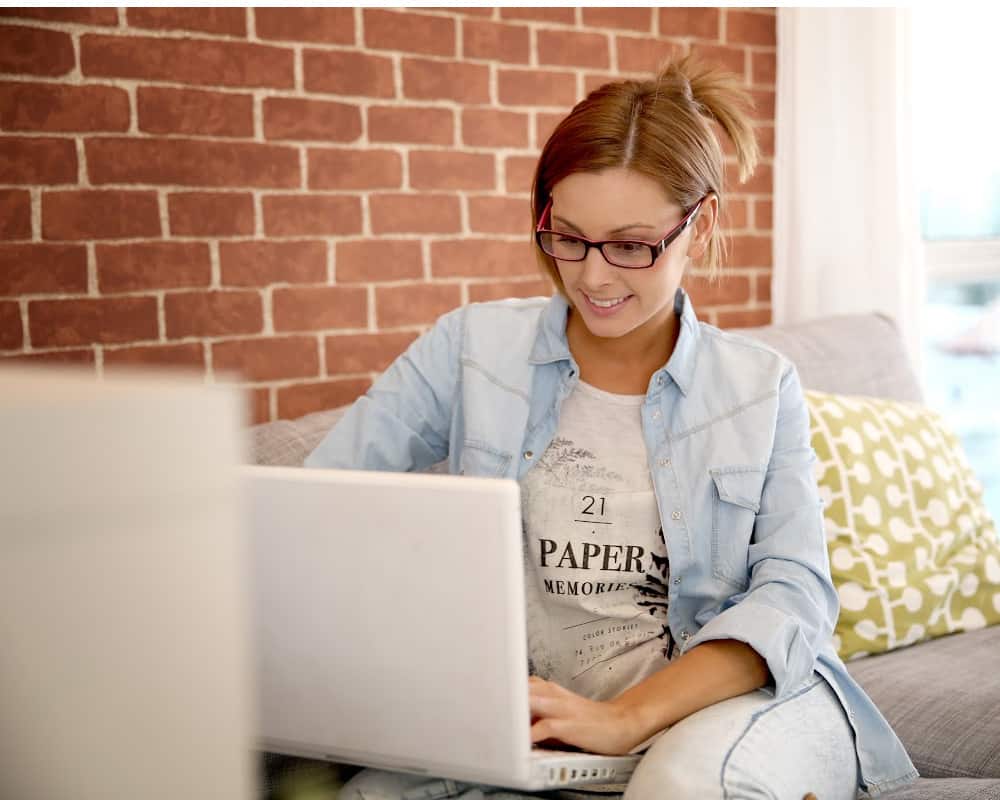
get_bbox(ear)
[686,193,718,262]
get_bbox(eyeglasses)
[534,195,707,269]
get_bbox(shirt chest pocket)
[458,440,512,478]
[709,465,767,589]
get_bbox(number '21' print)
[581,495,606,516]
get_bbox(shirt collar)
[528,287,701,396]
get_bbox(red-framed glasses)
[535,195,707,269]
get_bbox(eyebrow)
[552,215,656,237]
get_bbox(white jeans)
[340,675,861,800]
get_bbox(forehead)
[549,168,680,232]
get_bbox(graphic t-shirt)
[520,379,680,703]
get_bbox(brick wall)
[0,7,775,423]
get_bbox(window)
[913,8,1000,524]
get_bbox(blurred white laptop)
[241,464,641,790]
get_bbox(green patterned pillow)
[804,390,1000,661]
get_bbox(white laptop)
[241,464,641,791]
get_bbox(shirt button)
[652,410,661,419]
[523,451,533,460]
[657,458,671,467]
[671,510,682,520]
[681,631,690,640]
[673,577,681,585]
[657,375,664,385]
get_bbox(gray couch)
[250,311,1000,799]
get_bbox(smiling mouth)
[584,293,632,308]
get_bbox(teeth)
[587,294,628,308]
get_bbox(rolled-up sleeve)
[684,365,839,698]
[304,305,463,473]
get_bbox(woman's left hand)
[529,676,640,756]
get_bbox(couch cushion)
[846,624,1000,779]
[249,407,347,467]
[804,390,1000,660]
[735,312,923,402]
[875,777,1000,799]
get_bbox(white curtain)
[773,8,925,372]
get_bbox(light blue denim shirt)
[305,288,918,796]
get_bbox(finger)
[528,691,561,717]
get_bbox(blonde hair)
[531,54,761,296]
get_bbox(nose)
[578,244,616,289]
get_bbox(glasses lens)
[603,241,653,268]
[539,232,586,261]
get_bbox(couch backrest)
[249,311,923,467]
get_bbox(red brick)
[263,97,361,142]
[0,25,74,77]
[277,378,371,420]
[165,290,263,338]
[434,8,494,17]
[751,50,776,86]
[81,34,293,89]
[0,244,87,295]
[255,7,354,45]
[756,271,772,302]
[369,106,454,145]
[325,331,419,374]
[212,336,319,382]
[336,240,424,283]
[402,58,489,103]
[535,112,565,148]
[726,11,775,47]
[262,196,363,237]
[308,149,402,190]
[755,198,772,230]
[537,30,609,69]
[616,36,687,75]
[370,194,462,234]
[684,273,751,307]
[498,69,576,107]
[2,348,94,366]
[272,286,368,332]
[749,88,775,121]
[169,192,255,238]
[720,197,748,230]
[104,342,205,370]
[727,234,772,268]
[43,191,160,241]
[468,196,531,235]
[725,160,771,194]
[250,387,271,425]
[0,190,31,240]
[716,307,771,329]
[96,242,211,293]
[304,50,395,98]
[364,9,455,57]
[581,7,652,32]
[0,8,118,25]
[29,296,158,347]
[0,301,21,350]
[86,138,300,188]
[0,83,130,132]
[126,8,246,36]
[757,124,775,158]
[463,109,529,148]
[583,73,621,96]
[431,239,535,278]
[409,151,494,191]
[659,8,719,39]
[0,138,76,184]
[688,43,746,79]
[137,87,253,137]
[468,278,551,302]
[220,241,327,287]
[462,19,530,64]
[376,283,461,327]
[504,156,538,194]
[500,8,575,24]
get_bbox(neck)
[566,301,680,378]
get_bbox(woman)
[304,56,917,799]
